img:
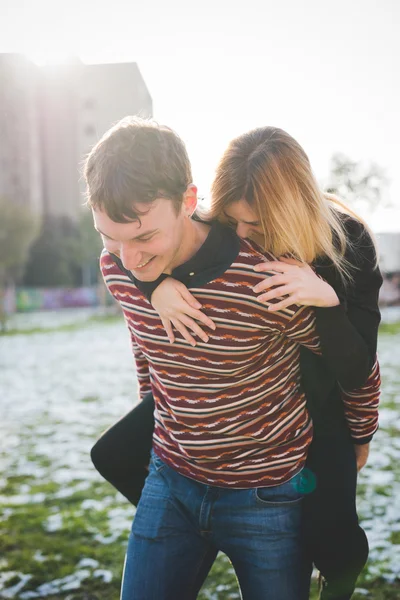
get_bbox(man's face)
[93,197,191,281]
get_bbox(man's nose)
[236,223,251,239]
[120,244,142,270]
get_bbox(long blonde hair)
[208,126,376,283]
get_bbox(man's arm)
[100,249,152,399]
[280,304,322,354]
[129,329,152,399]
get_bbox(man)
[84,117,371,600]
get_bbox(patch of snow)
[1,316,398,592]
[0,573,32,598]
[33,551,47,563]
[43,513,63,532]
[93,569,113,583]
[77,557,99,569]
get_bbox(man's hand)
[354,443,370,472]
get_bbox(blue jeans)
[121,450,311,600]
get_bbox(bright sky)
[1,0,399,230]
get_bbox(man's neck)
[166,220,211,274]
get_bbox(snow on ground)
[0,311,399,597]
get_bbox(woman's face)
[222,199,264,245]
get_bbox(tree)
[22,214,82,287]
[76,207,103,286]
[22,208,103,288]
[0,197,39,329]
[326,153,390,212]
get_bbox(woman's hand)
[151,278,216,346]
[354,443,370,472]
[253,257,340,311]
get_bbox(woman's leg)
[90,392,155,506]
[303,433,369,600]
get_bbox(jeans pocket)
[133,470,176,540]
[254,475,304,507]
[151,450,166,473]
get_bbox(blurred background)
[0,1,399,599]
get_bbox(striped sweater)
[101,235,379,487]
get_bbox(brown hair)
[209,126,377,282]
[84,116,192,223]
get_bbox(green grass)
[0,313,122,336]
[0,318,399,599]
[0,478,128,599]
[378,321,400,335]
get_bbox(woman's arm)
[143,218,382,389]
[297,218,382,464]
[252,219,382,390]
[314,218,382,388]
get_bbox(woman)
[92,127,382,599]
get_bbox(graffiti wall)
[3,286,114,313]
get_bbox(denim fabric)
[120,450,311,600]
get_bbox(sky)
[1,0,399,231]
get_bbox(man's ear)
[183,184,198,217]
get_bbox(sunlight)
[24,50,78,66]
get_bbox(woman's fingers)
[184,306,216,330]
[267,295,298,312]
[162,309,215,346]
[172,319,198,347]
[179,285,202,309]
[170,314,210,346]
[256,284,295,304]
[179,314,210,343]
[161,318,175,344]
[253,274,288,293]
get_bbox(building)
[40,60,153,220]
[376,231,400,275]
[0,54,42,215]
[376,231,400,305]
[37,60,83,220]
[0,55,153,220]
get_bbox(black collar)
[112,220,241,300]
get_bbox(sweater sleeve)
[100,250,152,400]
[282,306,322,354]
[313,216,383,390]
[340,358,381,445]
[130,331,152,400]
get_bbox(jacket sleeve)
[313,216,383,390]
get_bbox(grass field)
[0,311,399,599]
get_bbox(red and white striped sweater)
[101,237,380,488]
